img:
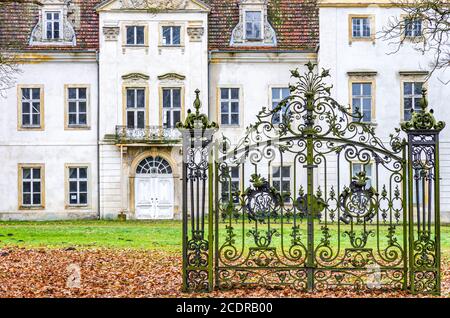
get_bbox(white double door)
[135,174,174,219]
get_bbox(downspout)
[208,50,211,119]
[96,50,101,220]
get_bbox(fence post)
[177,89,218,292]
[401,88,445,295]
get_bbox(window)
[136,157,172,174]
[162,88,182,128]
[221,166,240,204]
[220,88,240,126]
[126,26,145,45]
[245,11,262,40]
[352,163,373,188]
[352,83,372,122]
[19,165,44,208]
[352,17,371,38]
[67,87,88,128]
[405,19,422,37]
[20,87,43,129]
[403,82,423,121]
[272,88,290,124]
[162,26,181,46]
[126,88,146,129]
[272,166,291,203]
[68,167,88,206]
[45,11,61,40]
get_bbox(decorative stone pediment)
[122,73,150,84]
[230,0,277,47]
[29,0,77,46]
[158,73,186,81]
[96,0,210,11]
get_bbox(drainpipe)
[96,50,101,220]
[208,50,211,119]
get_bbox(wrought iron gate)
[178,63,444,295]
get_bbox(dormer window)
[245,11,262,40]
[230,0,277,47]
[30,2,76,46]
[45,11,61,40]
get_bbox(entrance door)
[134,156,174,219]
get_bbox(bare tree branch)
[0,0,42,97]
[379,0,450,82]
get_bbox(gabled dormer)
[29,0,78,46]
[230,0,277,47]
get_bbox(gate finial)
[401,88,445,131]
[176,89,218,130]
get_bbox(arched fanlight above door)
[136,156,172,174]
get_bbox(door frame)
[134,173,174,219]
[129,151,178,218]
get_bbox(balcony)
[114,126,182,145]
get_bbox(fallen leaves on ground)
[0,247,448,298]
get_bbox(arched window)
[136,156,172,174]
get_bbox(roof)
[208,0,319,51]
[0,0,100,52]
[0,0,318,53]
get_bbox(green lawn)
[0,220,449,255]
[0,220,181,251]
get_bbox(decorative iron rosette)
[244,174,281,224]
[339,171,378,224]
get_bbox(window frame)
[271,164,292,204]
[44,10,62,40]
[244,10,263,41]
[404,18,422,37]
[351,162,375,189]
[17,84,45,131]
[401,81,424,122]
[401,14,425,41]
[122,85,149,129]
[160,86,184,128]
[348,14,375,44]
[122,23,148,47]
[351,82,373,123]
[65,84,90,130]
[159,23,184,47]
[161,26,182,46]
[348,74,376,124]
[400,73,428,122]
[270,86,291,125]
[65,164,91,209]
[217,86,242,127]
[125,25,146,46]
[18,163,45,210]
[221,165,241,204]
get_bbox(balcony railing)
[115,126,182,144]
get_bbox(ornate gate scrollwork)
[179,65,444,296]
[339,171,378,224]
[178,90,217,292]
[245,174,281,224]
[402,88,445,295]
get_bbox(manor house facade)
[1,0,449,221]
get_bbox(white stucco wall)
[98,10,209,137]
[210,52,317,144]
[318,6,450,222]
[98,9,209,219]
[0,57,99,220]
